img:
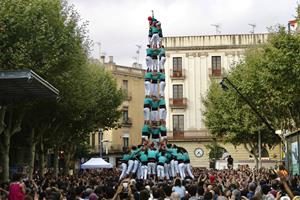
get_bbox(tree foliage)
[0,0,123,180]
[202,27,300,159]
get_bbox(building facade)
[164,34,281,167]
[89,57,144,166]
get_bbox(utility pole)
[98,128,103,158]
[248,24,256,34]
[211,24,221,34]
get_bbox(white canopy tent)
[81,158,113,169]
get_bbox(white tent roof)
[81,158,113,169]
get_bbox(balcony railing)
[122,118,132,127]
[208,67,226,78]
[169,98,187,109]
[170,69,185,80]
[173,131,184,139]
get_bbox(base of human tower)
[118,140,195,181]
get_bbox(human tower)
[119,13,194,181]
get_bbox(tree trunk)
[63,150,71,175]
[0,106,7,135]
[38,139,45,178]
[26,128,37,180]
[53,150,59,176]
[0,132,10,182]
[254,155,259,169]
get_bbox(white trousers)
[151,110,159,122]
[164,163,170,180]
[132,160,139,173]
[159,81,165,97]
[148,162,156,175]
[179,163,186,180]
[157,165,165,179]
[159,108,166,120]
[159,57,166,70]
[150,33,159,47]
[151,83,158,97]
[152,59,158,71]
[126,160,134,174]
[171,160,179,177]
[185,163,194,179]
[141,165,148,180]
[145,81,151,96]
[146,56,153,70]
[119,163,127,180]
[144,107,150,121]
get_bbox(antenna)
[211,24,221,34]
[96,42,101,59]
[151,10,154,18]
[136,45,142,66]
[248,23,256,34]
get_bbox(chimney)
[100,55,105,63]
[108,56,114,64]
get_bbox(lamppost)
[98,128,103,158]
[220,77,275,168]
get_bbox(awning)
[0,70,59,102]
[81,157,113,169]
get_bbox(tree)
[0,0,89,181]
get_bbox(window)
[173,84,183,99]
[123,137,129,148]
[173,115,184,131]
[173,57,182,71]
[122,80,128,94]
[212,56,221,70]
[122,110,129,122]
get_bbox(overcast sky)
[68,0,297,67]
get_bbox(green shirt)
[151,100,159,109]
[158,72,165,80]
[159,48,165,56]
[144,71,152,79]
[148,149,158,159]
[151,73,159,81]
[176,152,184,160]
[151,127,160,135]
[144,97,153,106]
[183,152,190,161]
[146,48,153,56]
[121,154,131,161]
[158,98,165,106]
[151,26,159,34]
[139,151,148,162]
[158,155,167,164]
[152,49,160,56]
[142,124,150,133]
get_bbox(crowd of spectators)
[1,166,300,200]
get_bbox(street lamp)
[220,77,275,168]
[98,128,103,158]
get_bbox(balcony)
[173,131,184,139]
[169,98,187,109]
[122,118,132,127]
[208,67,226,78]
[170,69,185,80]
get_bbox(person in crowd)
[157,150,167,181]
[137,147,149,180]
[159,123,167,143]
[183,148,194,179]
[227,155,234,170]
[151,125,161,147]
[8,173,26,200]
[151,47,160,72]
[172,179,186,199]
